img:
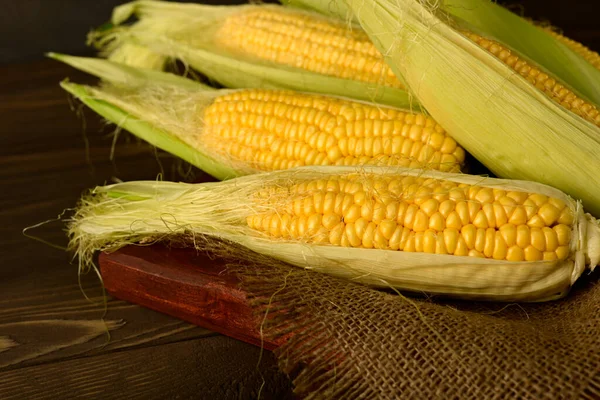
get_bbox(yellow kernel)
[543,251,558,261]
[474,228,486,252]
[493,203,508,227]
[446,211,463,230]
[322,213,341,230]
[522,199,538,220]
[404,233,416,252]
[343,204,361,223]
[439,200,456,218]
[557,207,574,225]
[362,222,377,248]
[420,198,440,217]
[524,245,543,261]
[506,245,524,262]
[553,224,572,246]
[468,249,485,258]
[482,203,496,228]
[307,214,322,235]
[507,191,529,204]
[493,232,508,260]
[329,222,345,245]
[475,188,494,203]
[556,245,570,260]
[449,188,466,202]
[528,193,549,207]
[527,215,546,228]
[345,223,362,247]
[473,210,489,229]
[435,233,448,255]
[467,201,482,221]
[396,202,408,224]
[355,218,368,239]
[413,210,429,232]
[516,225,531,248]
[461,224,476,249]
[508,206,527,225]
[454,236,469,256]
[542,227,558,252]
[423,230,436,253]
[530,228,546,251]
[429,212,445,231]
[483,228,496,258]
[389,226,403,250]
[379,220,397,240]
[455,201,470,225]
[537,203,560,226]
[403,204,420,230]
[499,224,517,247]
[414,232,424,252]
[444,229,459,254]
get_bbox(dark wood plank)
[0,336,293,400]
[100,246,286,351]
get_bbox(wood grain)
[100,245,286,351]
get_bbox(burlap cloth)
[234,255,600,399]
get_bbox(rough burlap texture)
[237,259,600,399]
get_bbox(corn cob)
[70,166,600,302]
[91,1,411,108]
[56,56,466,179]
[340,0,600,217]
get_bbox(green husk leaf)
[69,165,600,302]
[442,0,600,107]
[60,81,237,180]
[93,1,413,108]
[343,0,600,217]
[49,52,211,91]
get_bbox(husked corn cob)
[463,31,600,127]
[202,90,464,172]
[70,166,600,301]
[247,174,573,262]
[216,8,403,89]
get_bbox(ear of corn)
[57,55,467,178]
[91,1,412,108]
[69,165,600,302]
[285,0,600,107]
[342,0,600,217]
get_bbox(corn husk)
[283,0,600,106]
[91,1,413,108]
[70,165,600,302]
[339,0,600,217]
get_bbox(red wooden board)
[99,245,284,351]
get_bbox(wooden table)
[0,59,294,399]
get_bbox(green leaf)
[48,52,211,91]
[60,81,237,180]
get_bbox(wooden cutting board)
[99,245,284,350]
